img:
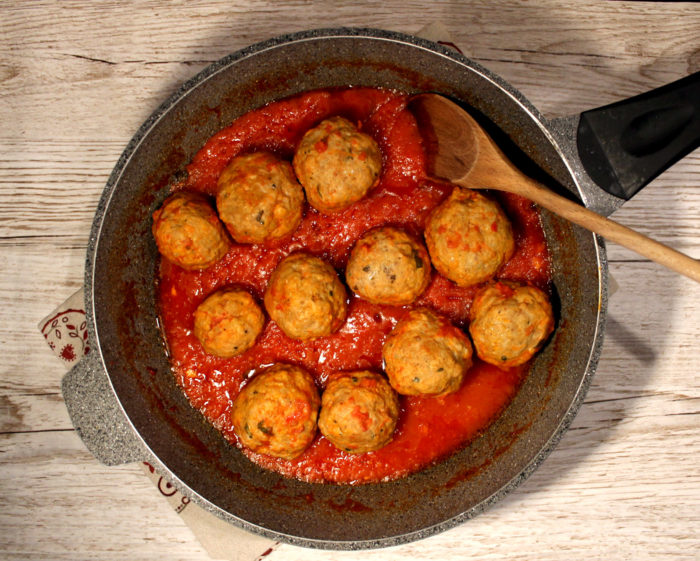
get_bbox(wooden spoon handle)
[513,177,700,283]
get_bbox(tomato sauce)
[157,87,551,484]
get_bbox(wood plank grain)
[1,2,697,138]
[0,432,212,561]
[2,1,699,560]
[0,140,116,238]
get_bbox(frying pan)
[61,28,699,549]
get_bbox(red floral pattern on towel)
[40,308,89,368]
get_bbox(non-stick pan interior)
[88,29,604,548]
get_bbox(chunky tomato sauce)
[157,87,551,484]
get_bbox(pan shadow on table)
[483,306,663,517]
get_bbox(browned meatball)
[231,364,320,460]
[469,281,554,368]
[264,253,347,340]
[216,151,304,244]
[193,288,265,358]
[425,187,515,287]
[382,308,473,396]
[152,191,230,270]
[318,371,399,454]
[293,116,382,213]
[345,226,431,306]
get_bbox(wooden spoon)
[409,93,700,283]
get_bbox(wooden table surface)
[1,1,699,560]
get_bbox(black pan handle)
[577,71,700,200]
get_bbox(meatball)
[152,191,230,270]
[193,288,265,358]
[469,281,554,368]
[346,226,431,306]
[382,308,473,396]
[293,116,382,213]
[231,364,320,460]
[318,371,399,454]
[425,187,515,287]
[264,253,347,340]
[216,151,304,244]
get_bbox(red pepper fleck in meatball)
[293,116,382,213]
[231,364,321,460]
[264,253,347,340]
[193,287,265,358]
[383,308,473,396]
[152,191,230,270]
[469,281,554,368]
[425,186,514,287]
[216,151,304,244]
[346,226,431,306]
[318,370,399,454]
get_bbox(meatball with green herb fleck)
[425,187,514,287]
[193,288,265,358]
[469,281,554,368]
[264,253,347,340]
[293,116,382,213]
[216,151,304,244]
[346,226,431,306]
[152,191,230,270]
[231,364,320,460]
[383,308,473,396]
[318,370,399,454]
